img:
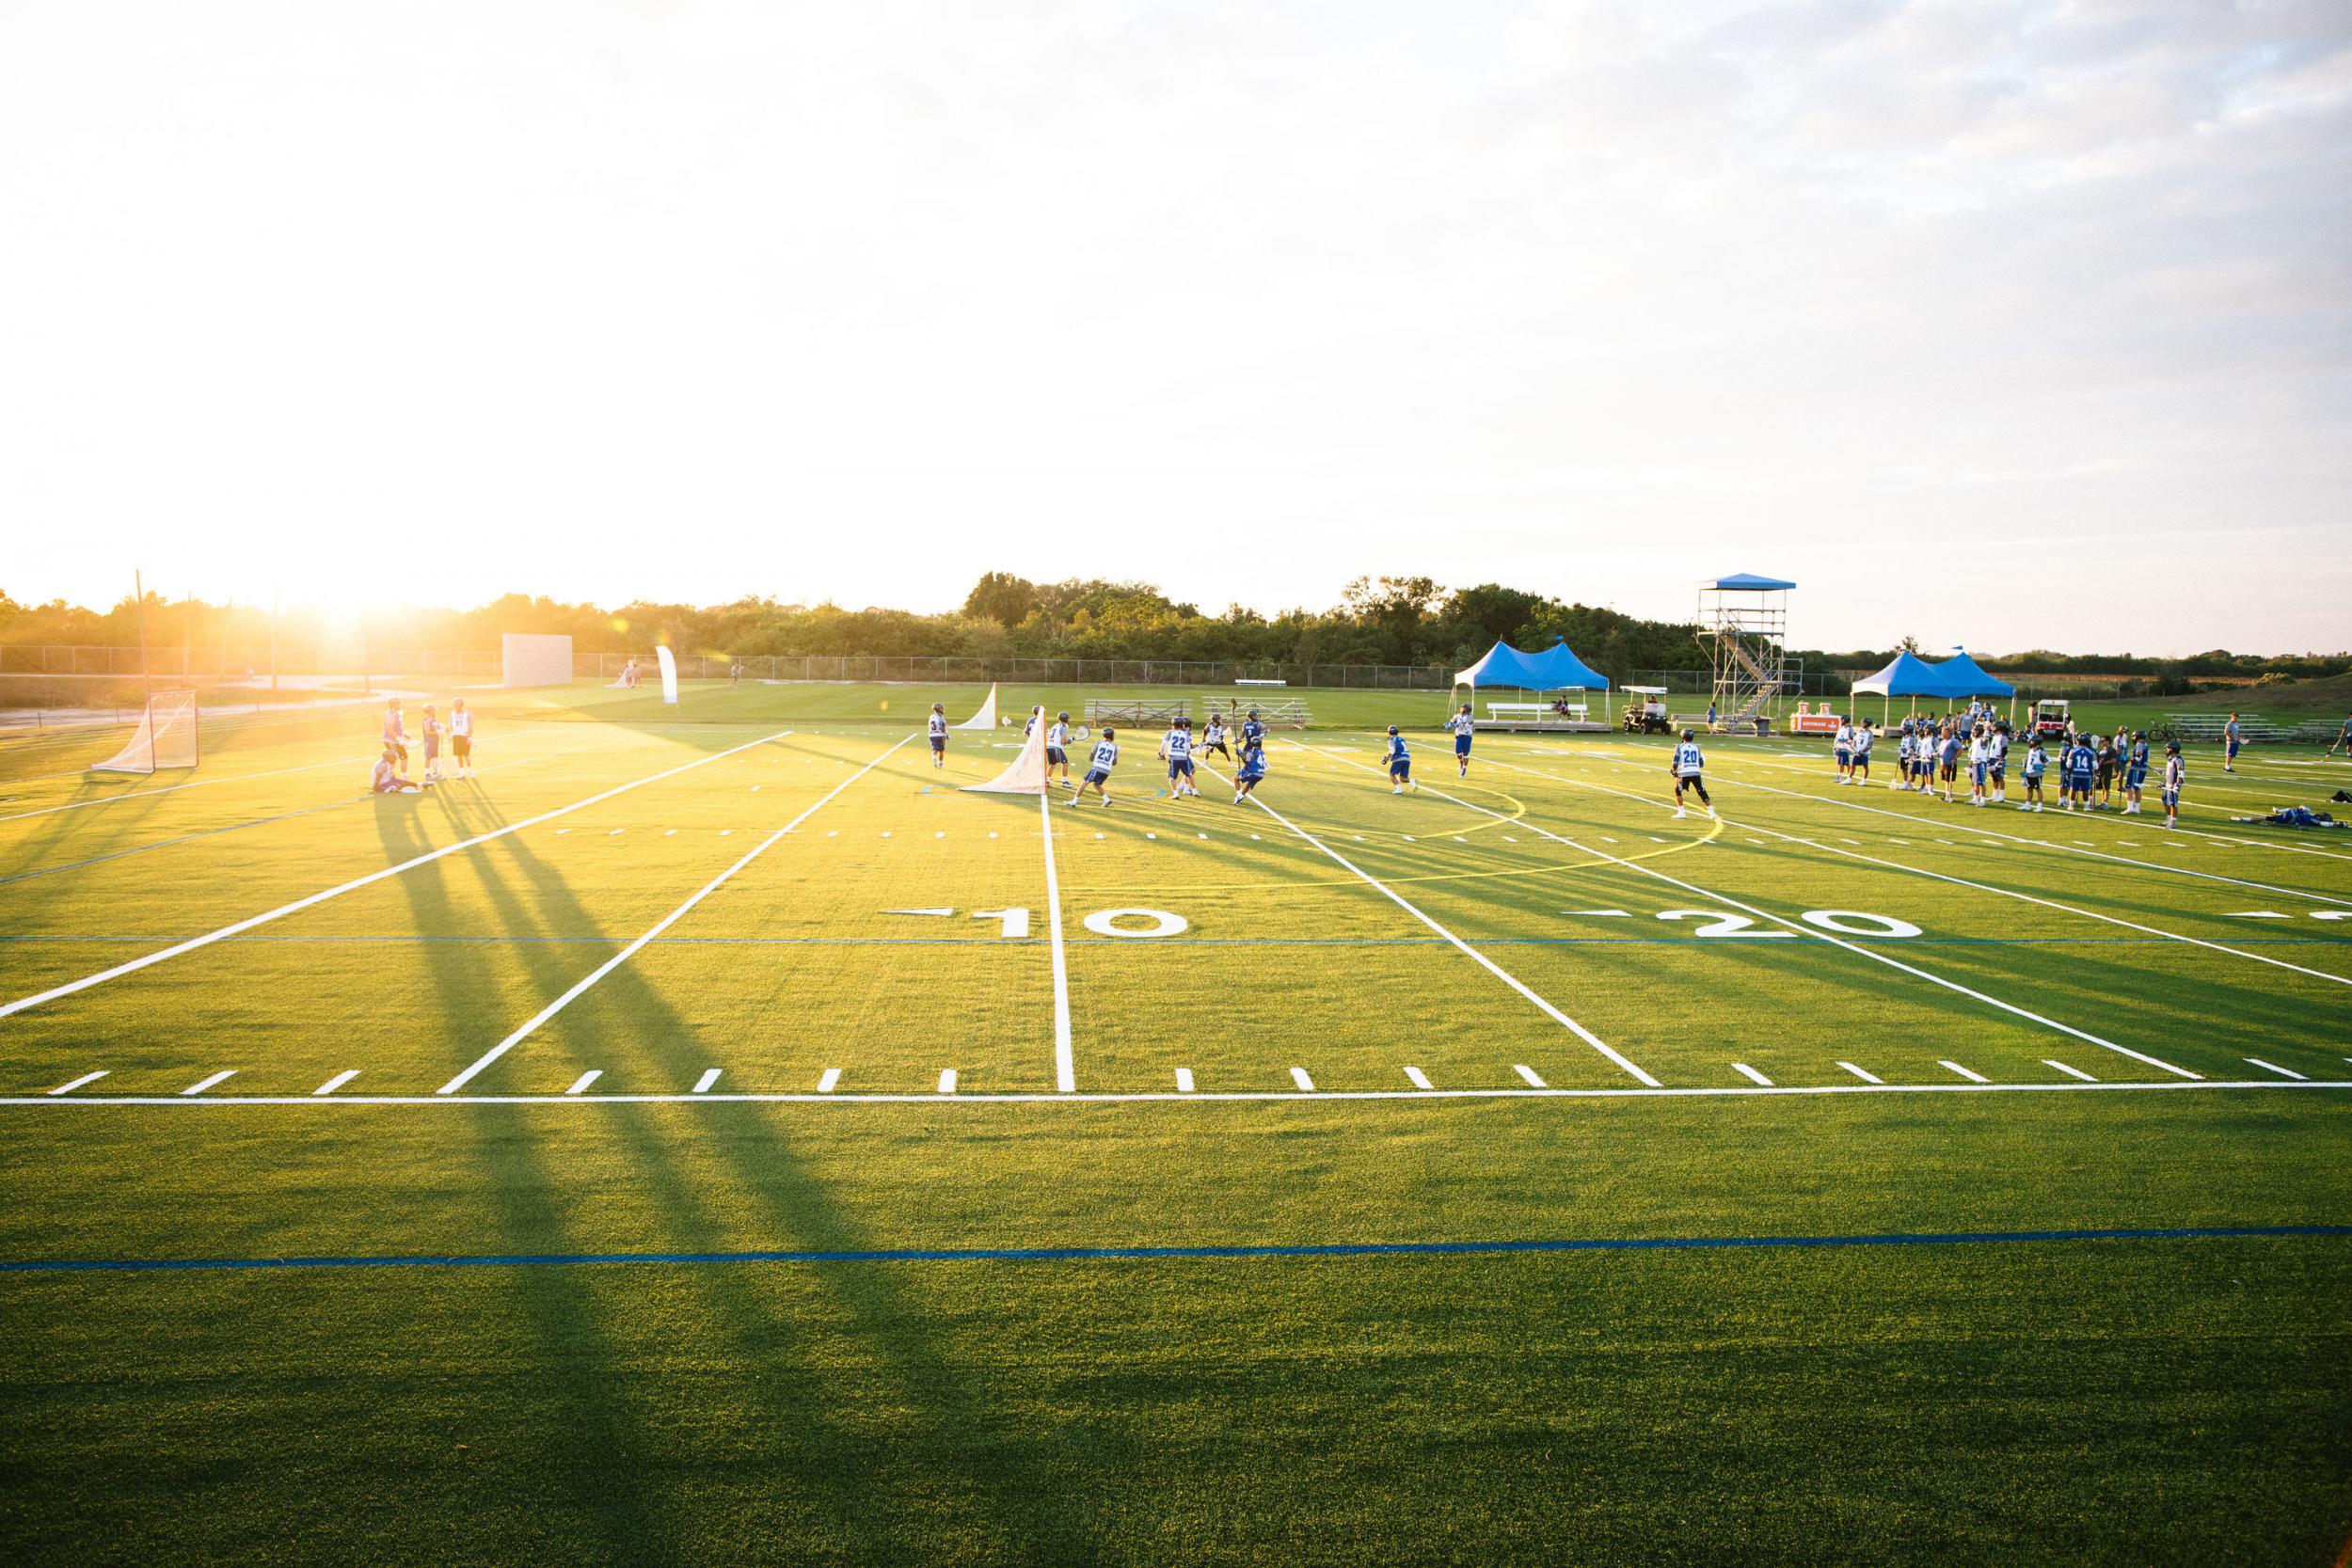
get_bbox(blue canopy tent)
[1452,637,1613,728]
[1936,650,2018,725]
[1850,650,1963,727]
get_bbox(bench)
[1199,695,1311,729]
[1486,701,1585,721]
[1086,699,1190,729]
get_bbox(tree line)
[2,577,2343,689]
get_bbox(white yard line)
[817,1068,841,1094]
[565,1070,601,1095]
[1404,1065,1434,1089]
[313,1069,360,1096]
[1940,1060,1990,1084]
[1038,790,1076,1093]
[2044,1059,2098,1083]
[938,1069,959,1094]
[436,734,912,1095]
[1732,1062,1772,1085]
[692,1069,723,1093]
[0,728,801,1021]
[1312,743,2201,1082]
[1514,1064,1548,1087]
[1200,760,1658,1086]
[181,1069,235,1096]
[8,1079,2347,1108]
[0,753,373,826]
[1836,1061,1883,1085]
[45,1070,106,1095]
[2246,1057,2309,1081]
[1175,1068,1196,1093]
[1290,1067,1316,1092]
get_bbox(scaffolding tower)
[1697,573,1795,734]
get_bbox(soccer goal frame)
[90,689,200,774]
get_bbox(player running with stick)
[1670,728,1714,819]
[1045,711,1073,784]
[1199,712,1232,762]
[1071,727,1119,806]
[1384,726,1414,793]
[1232,735,1268,802]
[1159,715,1200,799]
[1445,704,1475,778]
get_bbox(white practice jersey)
[1089,739,1119,772]
[1163,728,1192,760]
[1674,741,1705,776]
[929,713,947,738]
[1852,727,1872,754]
[1447,713,1475,735]
[1049,721,1071,748]
[450,709,472,737]
[1835,724,1853,750]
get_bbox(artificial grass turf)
[4,696,2350,1563]
[0,1095,2347,1567]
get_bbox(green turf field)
[3,684,2348,1565]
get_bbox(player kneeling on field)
[371,744,428,794]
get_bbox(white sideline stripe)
[182,1069,235,1096]
[565,1070,601,1095]
[692,1069,722,1094]
[817,1068,840,1094]
[1732,1062,1772,1085]
[938,1069,958,1094]
[47,1070,107,1096]
[11,1080,2347,1109]
[1836,1061,1882,1085]
[2246,1057,2308,1081]
[1200,759,1658,1087]
[1940,1060,1990,1084]
[1513,1064,1548,1088]
[1290,1067,1315,1092]
[435,734,911,1094]
[1038,790,1076,1093]
[1175,1068,1196,1093]
[0,729,801,1022]
[2044,1059,2097,1083]
[313,1069,360,1096]
[1463,752,2203,1081]
[1404,1065,1433,1089]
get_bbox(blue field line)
[4,1223,2344,1276]
[0,794,372,887]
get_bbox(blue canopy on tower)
[1935,651,2014,698]
[1707,573,1797,591]
[1454,637,1612,690]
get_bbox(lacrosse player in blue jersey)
[1384,726,1414,793]
[1670,729,1713,819]
[1070,728,1119,806]
[1232,736,1268,802]
[1445,704,1475,777]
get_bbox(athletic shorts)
[1390,761,1410,780]
[1083,768,1108,785]
[2162,789,2180,808]
[2126,767,2148,788]
[1677,772,1703,788]
[424,741,440,760]
[1834,750,1850,766]
[2227,739,2241,756]
[1237,768,1265,784]
[1046,747,1067,766]
[2069,772,2094,792]
[1972,763,1988,784]
[1852,754,1869,769]
[1455,736,1471,755]
[452,736,471,758]
[930,736,946,752]
[1989,762,2005,778]
[1169,759,1194,778]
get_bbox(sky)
[3,1,2347,657]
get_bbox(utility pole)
[270,592,279,692]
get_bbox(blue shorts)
[2126,767,2148,788]
[1454,736,1471,755]
[1390,760,1410,780]
[1083,768,1109,785]
[2227,738,2241,756]
[1989,761,2005,778]
[2069,771,2093,791]
[930,736,946,752]
[1852,753,1869,769]
[1973,762,1988,784]
[2163,789,2180,807]
[1237,766,1266,784]
[1168,759,1194,778]
[1835,749,1850,765]
[1046,747,1067,766]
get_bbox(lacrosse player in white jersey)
[1072,728,1120,806]
[927,704,948,768]
[1045,711,1074,784]
[1669,730,1714,819]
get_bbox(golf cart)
[2032,699,2071,738]
[1622,686,1672,735]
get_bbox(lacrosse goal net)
[90,689,199,774]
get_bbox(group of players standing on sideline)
[1828,704,2186,827]
[370,695,477,794]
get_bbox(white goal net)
[91,689,200,774]
[962,706,1047,795]
[953,683,999,730]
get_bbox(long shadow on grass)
[389,746,1092,1562]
